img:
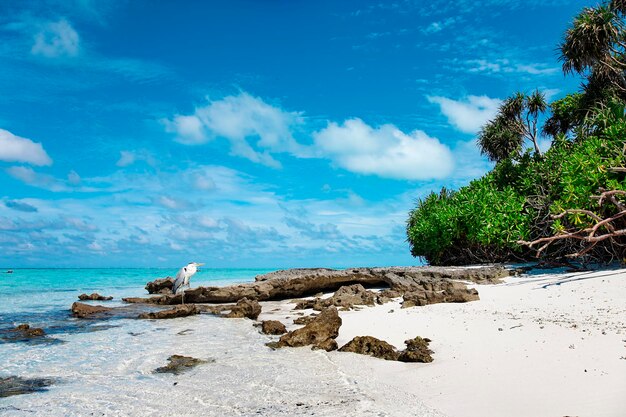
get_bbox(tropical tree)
[477,91,547,163]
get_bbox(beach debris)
[261,320,287,335]
[78,293,113,301]
[154,355,212,375]
[145,277,175,294]
[0,376,54,397]
[267,306,342,351]
[294,284,377,311]
[338,335,434,363]
[138,304,200,319]
[71,302,114,318]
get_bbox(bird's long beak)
[196,263,205,267]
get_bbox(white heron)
[172,262,204,304]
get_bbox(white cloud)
[116,150,157,167]
[464,59,558,76]
[0,128,53,166]
[422,17,457,34]
[428,95,501,134]
[31,19,80,58]
[164,93,308,168]
[312,118,454,180]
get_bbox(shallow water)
[0,269,442,416]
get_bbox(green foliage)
[478,91,546,163]
[407,103,626,265]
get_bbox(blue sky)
[0,0,591,268]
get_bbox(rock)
[338,335,434,363]
[154,355,210,375]
[225,298,261,319]
[268,307,341,351]
[293,314,317,325]
[12,324,45,337]
[398,337,433,363]
[71,302,114,318]
[0,376,54,397]
[138,305,200,319]
[401,286,479,308]
[145,277,175,294]
[376,289,402,304]
[202,298,262,320]
[78,293,113,301]
[261,320,287,335]
[132,266,508,306]
[295,284,377,310]
[338,336,400,361]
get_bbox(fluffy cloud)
[312,118,454,180]
[0,129,53,166]
[427,95,501,134]
[31,19,80,58]
[164,93,307,168]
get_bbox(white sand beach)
[259,268,626,417]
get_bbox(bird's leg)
[181,288,185,305]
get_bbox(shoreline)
[255,267,626,417]
[2,266,625,416]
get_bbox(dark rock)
[295,284,377,311]
[138,304,199,319]
[338,335,434,363]
[145,277,175,294]
[71,302,114,318]
[376,289,402,304]
[401,286,479,308]
[293,314,317,325]
[261,320,287,335]
[398,336,433,363]
[154,355,211,375]
[268,307,341,351]
[0,376,54,397]
[78,293,113,301]
[201,298,262,320]
[338,336,400,360]
[12,324,45,337]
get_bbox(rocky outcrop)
[78,293,113,301]
[145,277,175,294]
[0,376,54,397]
[12,324,45,337]
[154,355,211,375]
[134,265,509,306]
[398,337,433,363]
[138,305,200,319]
[376,289,402,304]
[202,298,262,320]
[295,284,377,311]
[261,320,287,335]
[293,314,317,325]
[267,307,341,351]
[401,284,479,308]
[71,302,114,318]
[338,335,434,363]
[338,336,400,360]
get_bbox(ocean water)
[0,268,443,417]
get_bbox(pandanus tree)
[477,91,547,163]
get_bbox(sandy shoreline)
[259,268,626,417]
